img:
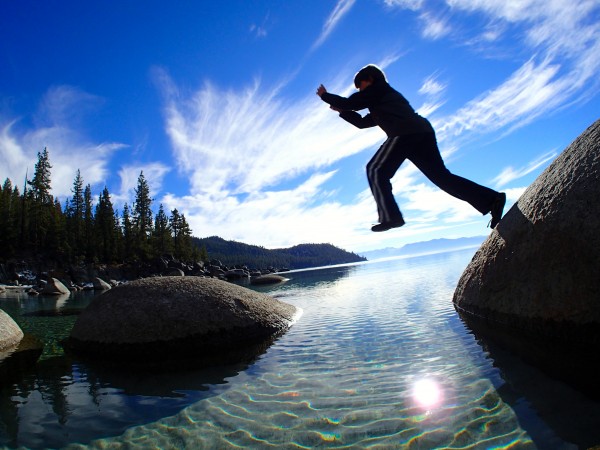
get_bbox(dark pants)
[366,132,498,223]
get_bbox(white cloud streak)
[419,11,452,39]
[417,74,447,117]
[160,71,381,197]
[311,0,356,50]
[437,57,564,139]
[491,150,557,188]
[0,86,127,199]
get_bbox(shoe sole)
[371,220,405,232]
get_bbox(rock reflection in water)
[0,352,261,449]
[465,323,600,449]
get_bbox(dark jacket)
[320,81,433,137]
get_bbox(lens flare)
[413,379,442,408]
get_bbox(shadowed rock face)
[65,276,300,365]
[453,119,600,348]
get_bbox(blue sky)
[1,0,599,253]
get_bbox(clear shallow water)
[1,249,600,449]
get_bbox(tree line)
[0,148,205,265]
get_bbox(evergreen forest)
[0,148,201,266]
[0,148,366,272]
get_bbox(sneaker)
[489,193,506,228]
[371,217,405,232]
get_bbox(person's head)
[354,65,387,89]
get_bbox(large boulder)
[93,277,112,290]
[453,119,600,349]
[251,274,288,286]
[41,277,70,295]
[64,276,300,365]
[0,309,23,352]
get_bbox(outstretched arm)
[317,85,373,111]
[317,84,376,128]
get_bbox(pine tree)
[151,203,173,257]
[170,208,193,261]
[67,169,85,258]
[95,186,117,262]
[198,244,209,262]
[28,148,52,204]
[47,198,68,260]
[0,179,17,259]
[113,210,124,262]
[26,148,54,253]
[83,184,95,261]
[121,203,134,261]
[132,171,153,260]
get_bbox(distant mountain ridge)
[193,236,366,270]
[359,236,486,260]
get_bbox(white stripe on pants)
[367,136,402,223]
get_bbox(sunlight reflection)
[412,378,443,409]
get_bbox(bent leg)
[408,133,498,214]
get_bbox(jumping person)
[317,64,506,232]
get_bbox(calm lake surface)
[1,248,600,449]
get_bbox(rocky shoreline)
[0,255,291,293]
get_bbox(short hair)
[354,65,387,88]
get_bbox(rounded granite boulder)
[42,277,70,295]
[250,274,288,286]
[0,309,23,353]
[453,119,600,348]
[65,276,300,364]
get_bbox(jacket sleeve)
[320,90,371,111]
[339,111,377,129]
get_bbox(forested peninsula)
[195,236,366,270]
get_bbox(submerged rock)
[64,276,300,365]
[453,119,600,349]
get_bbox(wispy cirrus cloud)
[311,0,356,51]
[436,57,565,140]
[491,150,557,188]
[382,0,424,11]
[157,69,381,197]
[419,11,452,39]
[249,12,271,39]
[154,69,387,248]
[417,74,447,117]
[384,0,600,136]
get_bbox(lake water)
[1,248,600,449]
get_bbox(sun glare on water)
[412,379,443,409]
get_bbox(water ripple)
[70,252,539,449]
